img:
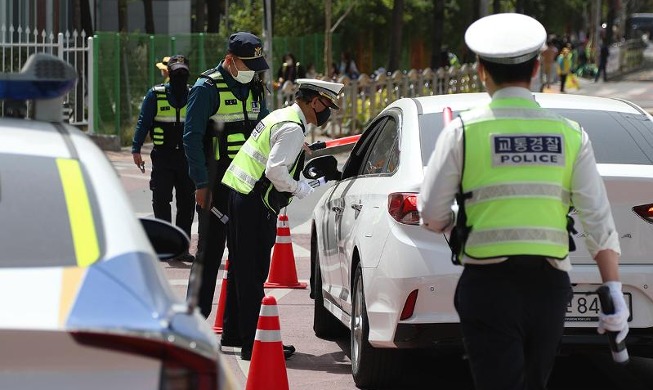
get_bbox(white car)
[309,92,653,388]
[0,53,236,389]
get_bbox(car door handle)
[351,204,362,211]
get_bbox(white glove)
[293,179,315,200]
[597,281,630,343]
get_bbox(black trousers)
[149,148,195,238]
[192,169,230,319]
[225,188,277,352]
[454,256,572,390]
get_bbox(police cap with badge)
[465,13,546,65]
[228,32,269,72]
[295,78,344,110]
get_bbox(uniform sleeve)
[570,129,621,258]
[417,118,464,233]
[183,80,217,189]
[131,89,156,153]
[266,123,305,193]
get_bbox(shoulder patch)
[251,121,265,140]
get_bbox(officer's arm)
[183,81,217,189]
[266,123,305,193]
[132,90,156,154]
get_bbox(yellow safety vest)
[459,97,582,260]
[151,85,187,149]
[222,106,304,214]
[202,70,260,161]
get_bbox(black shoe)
[220,336,243,348]
[175,252,195,262]
[240,347,252,361]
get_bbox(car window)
[418,109,653,166]
[341,117,389,179]
[361,117,399,175]
[0,154,104,268]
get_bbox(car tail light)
[71,331,217,390]
[633,204,653,223]
[400,289,419,320]
[388,193,420,225]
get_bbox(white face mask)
[233,69,255,84]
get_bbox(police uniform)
[418,13,626,390]
[222,79,343,360]
[182,32,270,331]
[132,55,195,249]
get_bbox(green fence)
[92,31,342,143]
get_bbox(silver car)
[0,53,236,389]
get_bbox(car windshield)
[419,109,653,165]
[0,154,104,268]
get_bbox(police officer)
[156,56,170,84]
[418,14,628,390]
[183,32,269,343]
[222,78,344,360]
[133,54,195,262]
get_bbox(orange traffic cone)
[264,213,307,289]
[245,296,289,390]
[212,259,229,333]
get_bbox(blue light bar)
[0,53,77,101]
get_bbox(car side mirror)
[139,217,190,260]
[303,155,341,182]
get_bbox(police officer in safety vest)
[132,54,195,262]
[182,32,269,345]
[418,14,628,390]
[222,78,344,361]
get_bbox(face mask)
[234,69,255,84]
[314,106,331,127]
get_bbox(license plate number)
[565,292,632,322]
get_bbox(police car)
[309,91,653,388]
[0,54,236,389]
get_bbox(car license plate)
[565,292,632,322]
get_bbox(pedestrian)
[221,78,344,361]
[595,39,610,82]
[182,31,270,342]
[339,51,359,79]
[540,39,558,89]
[557,44,573,93]
[132,54,195,262]
[418,13,629,390]
[156,56,170,84]
[276,52,306,86]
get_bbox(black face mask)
[169,71,189,104]
[314,106,331,127]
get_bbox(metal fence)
[1,25,90,126]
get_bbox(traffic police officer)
[133,54,195,262]
[222,78,344,360]
[183,32,269,342]
[418,13,629,390]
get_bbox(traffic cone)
[245,296,289,390]
[212,259,229,333]
[264,213,307,289]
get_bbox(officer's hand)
[195,188,212,209]
[598,281,630,343]
[294,179,315,200]
[132,153,143,169]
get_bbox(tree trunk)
[81,0,94,36]
[606,0,617,44]
[430,0,444,69]
[387,0,404,72]
[143,0,154,34]
[493,0,501,14]
[118,0,131,126]
[195,0,206,32]
[118,0,128,32]
[72,0,81,32]
[206,0,221,33]
[324,0,332,77]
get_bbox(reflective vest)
[222,106,305,214]
[151,85,188,150]
[202,70,260,162]
[459,97,582,260]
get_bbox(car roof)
[402,92,645,116]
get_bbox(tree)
[195,0,206,32]
[387,0,404,72]
[207,0,222,33]
[430,1,444,69]
[144,0,154,34]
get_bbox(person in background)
[595,39,610,82]
[557,44,574,93]
[132,55,195,262]
[540,39,558,89]
[276,52,306,87]
[156,56,170,84]
[339,51,359,79]
[221,78,344,361]
[182,32,269,347]
[419,13,628,390]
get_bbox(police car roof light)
[0,53,77,101]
